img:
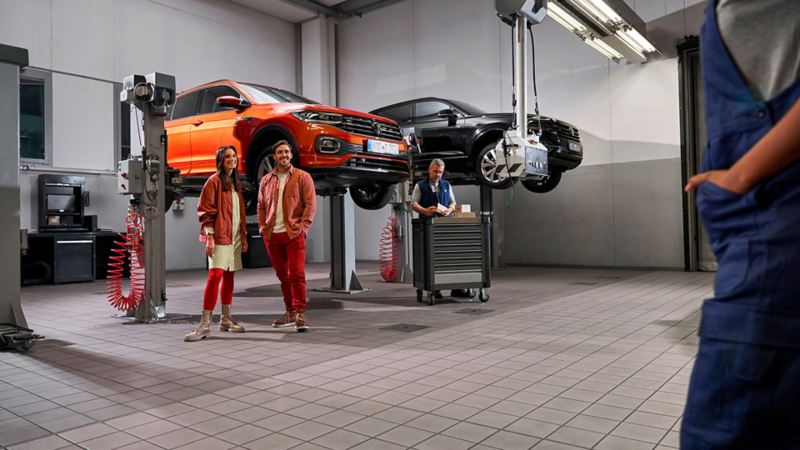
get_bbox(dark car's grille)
[345,156,409,173]
[528,118,580,141]
[335,116,403,141]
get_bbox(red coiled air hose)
[107,210,145,311]
[379,216,399,282]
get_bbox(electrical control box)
[118,157,143,195]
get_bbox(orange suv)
[165,80,409,211]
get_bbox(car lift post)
[0,44,32,339]
[118,73,176,322]
[315,189,369,293]
[390,181,413,283]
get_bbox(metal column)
[0,44,28,329]
[315,192,368,293]
[119,73,175,322]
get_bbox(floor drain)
[570,281,600,286]
[380,323,430,332]
[454,309,494,315]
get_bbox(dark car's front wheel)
[475,142,512,189]
[350,183,394,210]
[521,170,563,193]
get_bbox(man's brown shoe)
[272,311,295,328]
[295,311,309,332]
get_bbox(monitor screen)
[47,193,76,212]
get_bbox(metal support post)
[0,44,28,329]
[391,182,413,283]
[119,73,175,322]
[315,191,368,293]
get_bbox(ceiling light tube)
[620,27,658,53]
[614,30,646,58]
[571,0,621,24]
[585,38,623,60]
[548,2,587,32]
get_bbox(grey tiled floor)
[4,263,710,449]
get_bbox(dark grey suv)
[371,97,583,192]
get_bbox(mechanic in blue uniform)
[412,158,456,299]
[681,1,800,448]
[411,158,455,218]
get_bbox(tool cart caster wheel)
[428,291,435,306]
[416,289,423,303]
[479,289,489,303]
[468,288,477,299]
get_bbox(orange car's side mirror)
[216,96,250,110]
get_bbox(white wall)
[2,0,296,270]
[338,0,694,267]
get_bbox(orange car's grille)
[336,116,403,141]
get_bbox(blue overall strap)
[697,1,800,348]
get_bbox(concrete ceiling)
[229,0,405,23]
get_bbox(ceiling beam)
[283,0,345,17]
[284,0,408,19]
[337,0,407,16]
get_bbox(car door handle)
[192,119,204,126]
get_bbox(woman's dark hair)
[271,139,292,155]
[215,146,241,192]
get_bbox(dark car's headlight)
[292,110,343,125]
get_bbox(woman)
[185,146,248,342]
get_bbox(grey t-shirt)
[717,0,800,101]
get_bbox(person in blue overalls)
[681,1,800,448]
[411,158,456,299]
[411,158,456,218]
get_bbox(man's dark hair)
[272,140,292,154]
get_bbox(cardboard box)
[456,204,471,213]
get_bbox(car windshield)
[447,99,487,116]
[238,83,318,105]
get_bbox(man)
[257,140,316,332]
[680,1,800,448]
[411,159,455,218]
[411,158,456,299]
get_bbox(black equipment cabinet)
[22,232,95,284]
[242,223,271,268]
[412,215,491,305]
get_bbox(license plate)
[568,142,582,153]
[366,139,399,155]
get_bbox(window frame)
[374,103,413,125]
[19,67,52,164]
[413,100,455,123]
[197,85,243,115]
[170,90,202,120]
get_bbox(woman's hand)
[684,169,747,194]
[243,238,249,253]
[205,237,215,257]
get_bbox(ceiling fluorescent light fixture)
[547,1,588,33]
[585,38,623,60]
[548,0,661,62]
[617,26,658,55]
[571,0,621,25]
